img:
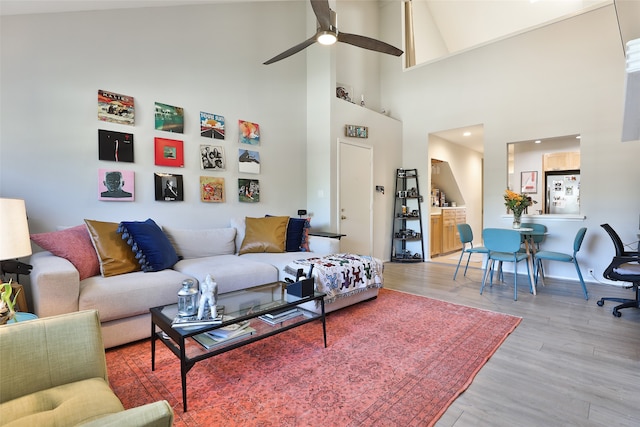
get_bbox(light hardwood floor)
[383,260,640,427]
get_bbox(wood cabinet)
[543,152,580,171]
[440,208,466,255]
[430,215,442,257]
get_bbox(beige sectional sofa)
[29,217,379,348]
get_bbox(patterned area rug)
[106,289,520,426]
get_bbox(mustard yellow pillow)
[239,216,289,255]
[85,219,141,277]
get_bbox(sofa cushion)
[30,225,100,280]
[240,251,319,281]
[173,255,278,294]
[0,377,124,427]
[238,216,289,255]
[162,226,236,259]
[79,269,191,322]
[84,220,141,277]
[117,219,179,272]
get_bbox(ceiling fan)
[263,0,403,65]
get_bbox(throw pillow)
[163,226,236,259]
[117,219,179,272]
[30,225,100,280]
[84,219,141,277]
[266,215,307,252]
[238,216,289,255]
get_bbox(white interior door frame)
[337,138,374,255]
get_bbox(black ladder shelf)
[391,168,425,262]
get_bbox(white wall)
[1,1,402,265]
[381,3,640,283]
[1,2,309,233]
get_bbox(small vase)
[512,212,522,229]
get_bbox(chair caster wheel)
[613,310,621,317]
[596,299,604,307]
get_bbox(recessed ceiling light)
[463,132,471,137]
[534,140,541,144]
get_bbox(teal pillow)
[117,219,179,272]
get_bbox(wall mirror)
[507,134,581,215]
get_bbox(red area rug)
[106,289,520,426]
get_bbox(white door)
[338,140,373,255]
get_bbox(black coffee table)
[150,281,327,411]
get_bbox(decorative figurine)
[197,274,218,320]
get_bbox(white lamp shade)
[0,198,32,260]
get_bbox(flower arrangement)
[504,189,536,216]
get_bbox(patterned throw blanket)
[284,253,384,304]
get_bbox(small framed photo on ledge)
[345,124,368,138]
[521,171,538,194]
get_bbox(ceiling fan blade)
[310,0,332,30]
[263,35,317,65]
[338,32,403,57]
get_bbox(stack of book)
[258,307,303,325]
[193,320,255,349]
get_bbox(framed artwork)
[200,112,225,139]
[521,171,538,194]
[154,102,184,133]
[200,144,225,170]
[238,149,260,174]
[98,169,134,201]
[238,178,259,203]
[155,137,184,167]
[98,129,134,162]
[345,124,368,138]
[200,176,225,202]
[238,120,260,145]
[154,173,183,201]
[98,90,134,126]
[336,83,353,102]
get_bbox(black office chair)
[596,224,640,317]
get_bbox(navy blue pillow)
[265,215,306,252]
[285,218,307,252]
[117,218,179,272]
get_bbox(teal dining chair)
[534,227,588,300]
[453,224,489,280]
[481,228,533,301]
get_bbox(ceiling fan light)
[317,31,337,45]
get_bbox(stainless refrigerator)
[545,170,580,214]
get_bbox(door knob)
[341,215,347,220]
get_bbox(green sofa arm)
[77,401,174,427]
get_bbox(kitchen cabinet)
[440,208,466,254]
[430,215,442,256]
[543,151,580,171]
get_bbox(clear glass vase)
[512,212,522,229]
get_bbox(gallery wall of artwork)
[98,89,262,205]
